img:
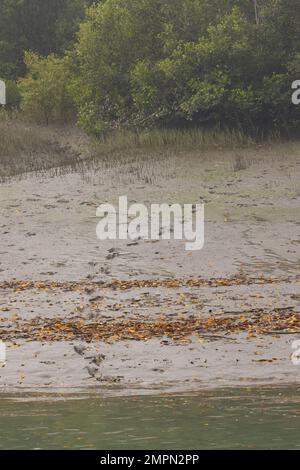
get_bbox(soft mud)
[0,148,299,396]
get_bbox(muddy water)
[0,386,299,450]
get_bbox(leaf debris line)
[0,275,298,293]
[1,309,300,343]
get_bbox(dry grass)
[92,127,254,155]
[1,111,299,180]
[0,112,82,179]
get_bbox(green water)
[0,386,300,450]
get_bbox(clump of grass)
[232,153,249,172]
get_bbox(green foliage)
[19,53,74,125]
[73,0,166,135]
[73,0,300,135]
[2,0,300,134]
[0,0,89,79]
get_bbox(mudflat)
[0,143,299,396]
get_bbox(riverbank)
[0,130,299,396]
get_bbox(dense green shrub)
[73,0,300,135]
[19,53,75,125]
[5,0,300,135]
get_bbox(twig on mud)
[263,330,300,336]
[197,332,236,342]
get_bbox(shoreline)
[1,332,300,398]
[0,146,299,399]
